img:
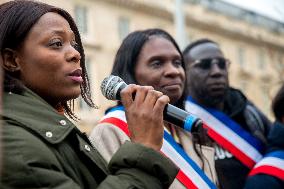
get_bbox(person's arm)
[89,122,129,162]
[2,124,178,189]
[96,85,179,188]
[97,141,178,189]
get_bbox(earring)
[8,82,12,94]
[8,75,14,95]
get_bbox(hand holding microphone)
[118,84,169,150]
[101,75,203,133]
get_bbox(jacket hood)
[223,87,248,117]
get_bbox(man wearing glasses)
[183,39,271,189]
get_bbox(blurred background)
[1,0,283,133]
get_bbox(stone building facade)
[1,0,283,132]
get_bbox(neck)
[55,103,65,115]
[213,102,224,111]
[189,91,225,111]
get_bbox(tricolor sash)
[185,96,264,168]
[100,106,217,189]
[249,150,284,180]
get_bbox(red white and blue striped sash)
[185,97,264,168]
[249,150,284,180]
[100,106,217,189]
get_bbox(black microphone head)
[100,75,127,100]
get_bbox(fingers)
[121,84,169,110]
[153,95,170,115]
[134,86,154,105]
[120,84,136,108]
[121,84,169,151]
[144,89,163,107]
[120,85,155,108]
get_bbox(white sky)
[220,0,284,23]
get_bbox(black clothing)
[214,88,271,189]
[244,121,284,189]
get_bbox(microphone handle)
[115,82,202,132]
[164,104,202,132]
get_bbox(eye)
[173,59,182,67]
[49,39,63,48]
[150,60,162,68]
[71,40,79,50]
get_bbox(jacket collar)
[223,87,247,117]
[2,88,76,144]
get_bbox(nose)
[164,62,180,77]
[66,45,81,63]
[209,63,224,77]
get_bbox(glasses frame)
[189,57,231,70]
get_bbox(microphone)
[101,75,203,132]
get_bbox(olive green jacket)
[1,89,178,189]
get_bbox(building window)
[257,49,266,69]
[74,5,88,34]
[237,47,245,67]
[118,16,130,41]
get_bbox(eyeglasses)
[190,58,230,70]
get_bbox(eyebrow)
[149,54,181,61]
[50,29,75,38]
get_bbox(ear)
[2,48,21,72]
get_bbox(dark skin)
[184,42,229,111]
[133,36,186,141]
[2,12,82,108]
[1,12,169,151]
[135,36,185,104]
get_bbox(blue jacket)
[244,121,284,189]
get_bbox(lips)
[208,82,227,95]
[210,83,225,88]
[208,81,226,88]
[68,68,83,83]
[161,81,183,92]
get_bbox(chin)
[72,91,81,99]
[168,94,182,105]
[65,89,81,100]
[211,91,226,99]
[209,89,226,97]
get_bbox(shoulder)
[90,122,130,145]
[89,122,130,162]
[244,174,283,189]
[2,122,85,189]
[267,121,284,149]
[2,122,61,171]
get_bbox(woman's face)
[16,12,82,106]
[134,37,185,104]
